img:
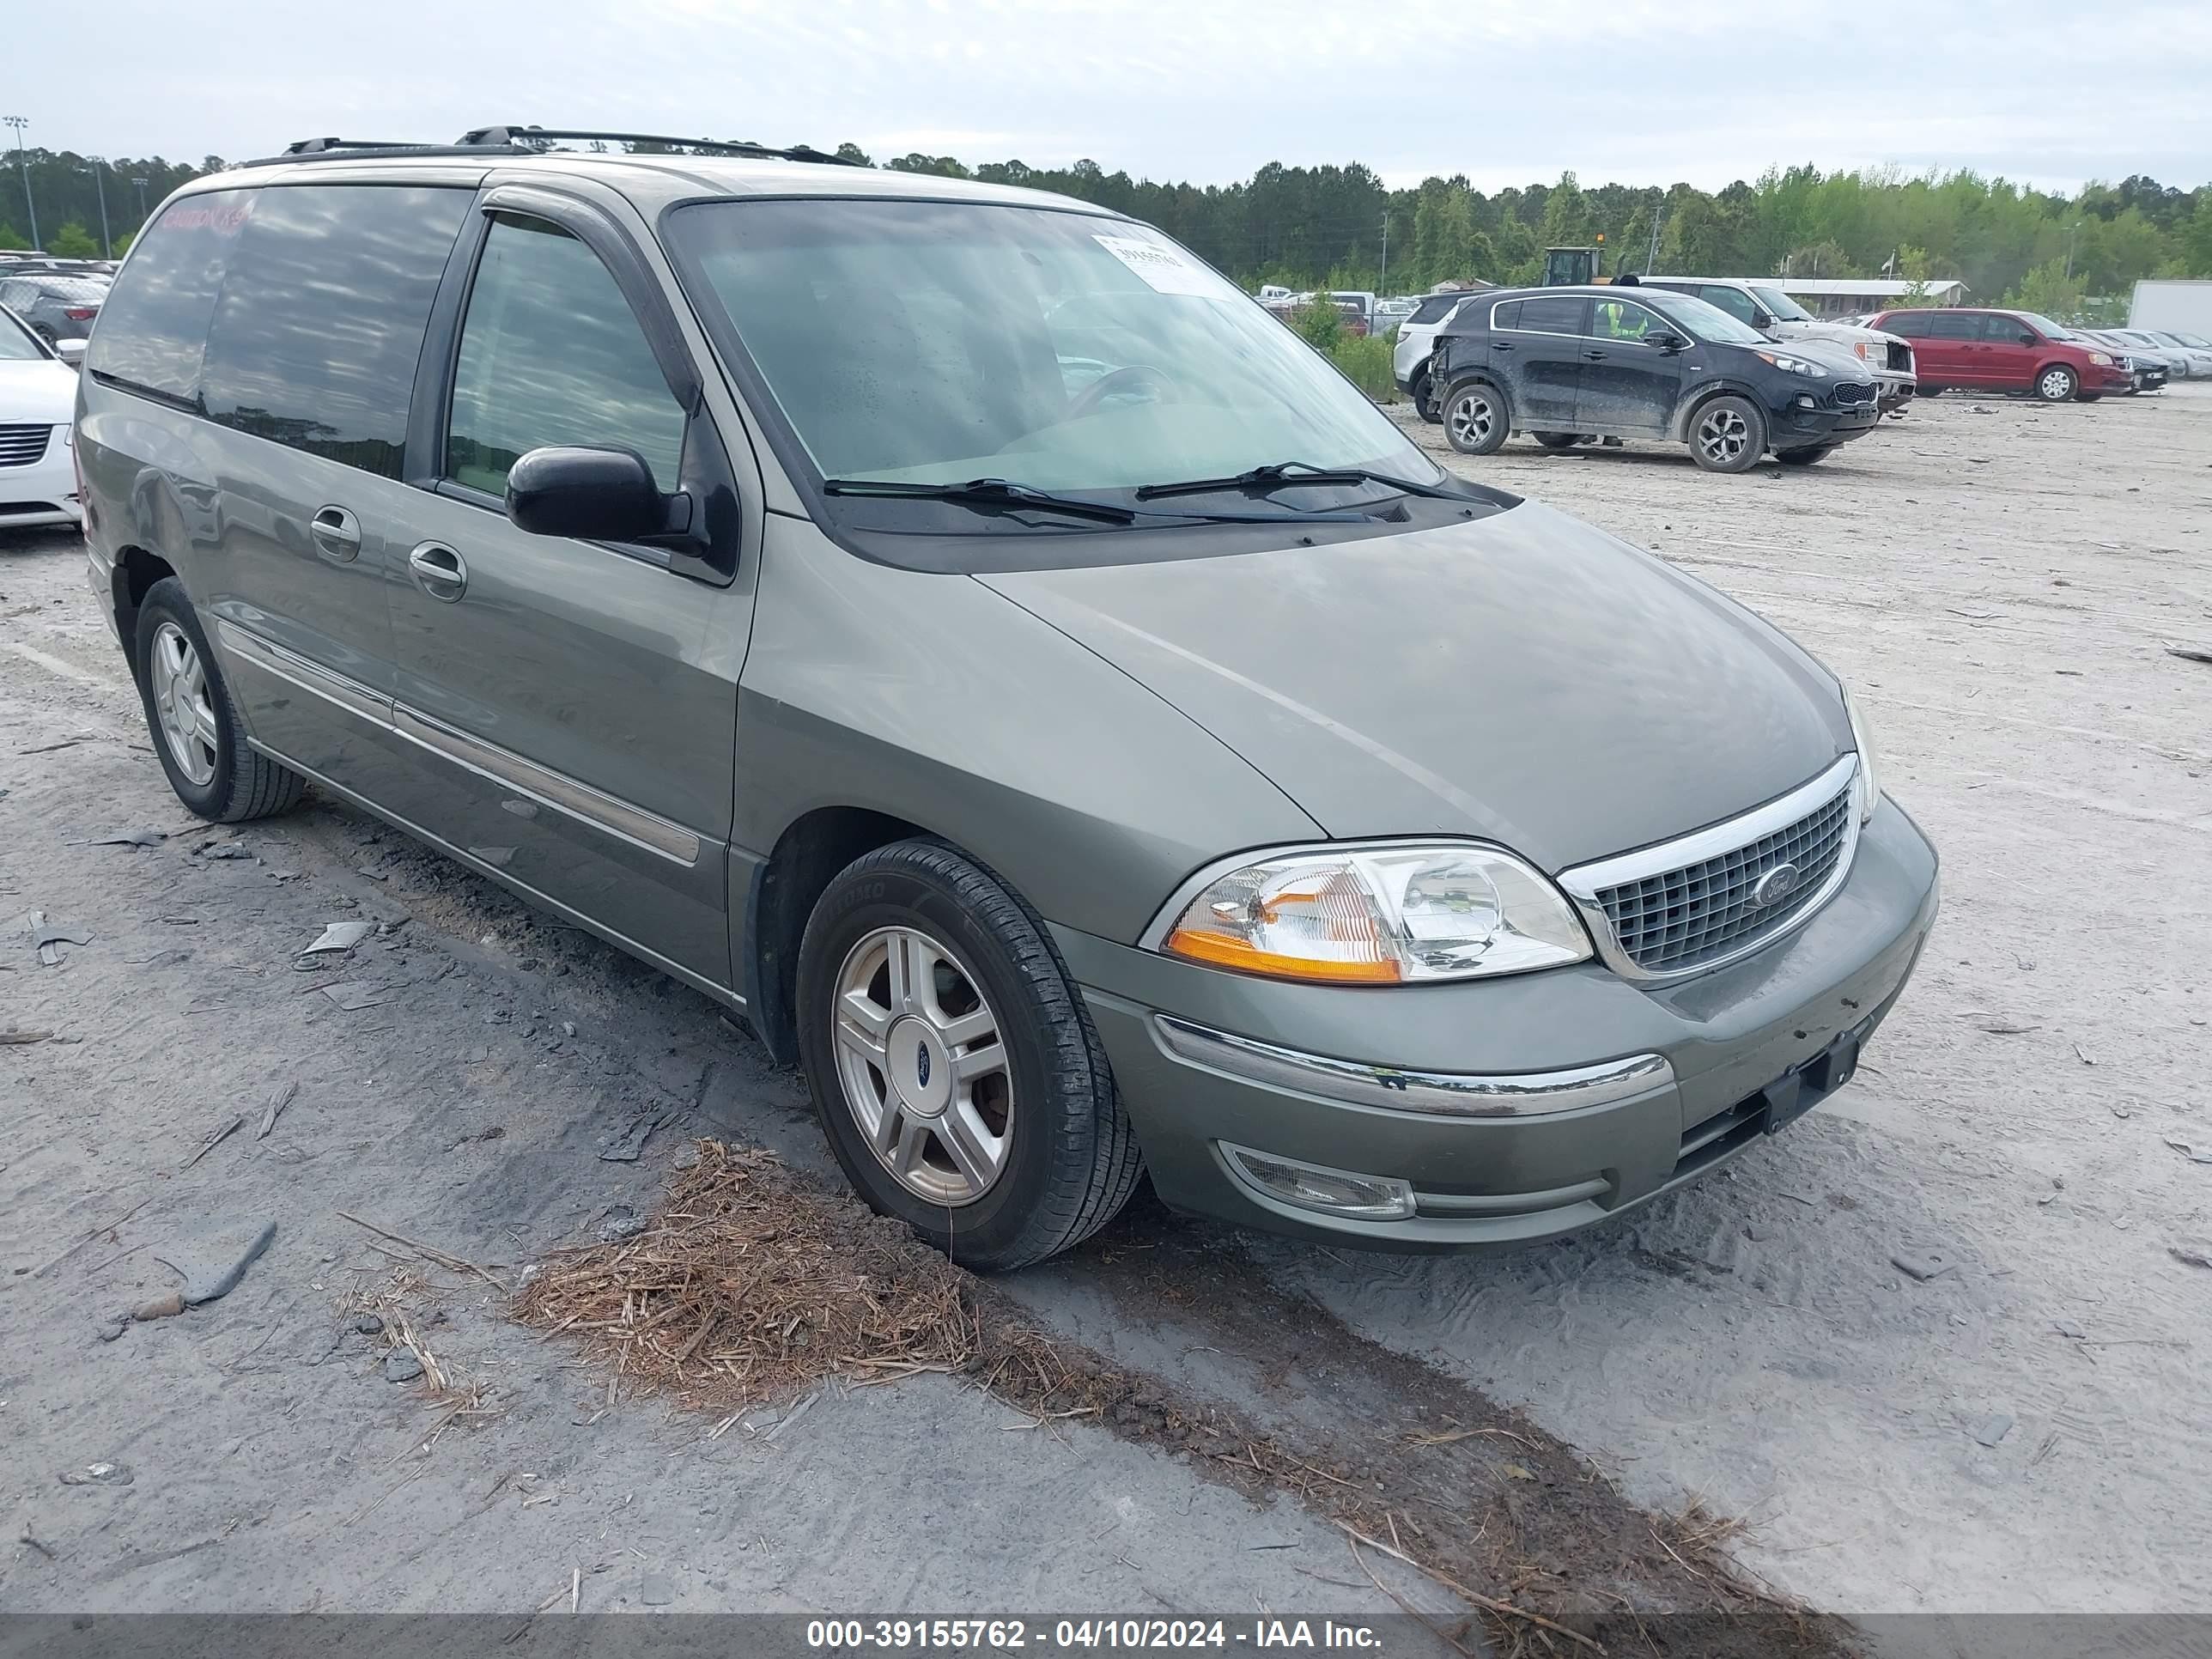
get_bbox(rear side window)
[445,214,688,496]
[1517,295,1589,334]
[85,190,254,404]
[1411,294,1463,325]
[1928,312,1982,340]
[201,185,470,480]
[1488,299,1521,331]
[1881,312,1929,337]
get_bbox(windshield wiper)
[822,474,1371,527]
[1133,460,1464,502]
[823,477,1136,526]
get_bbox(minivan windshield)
[665,199,1438,500]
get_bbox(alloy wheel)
[1697,407,1752,466]
[1448,391,1494,448]
[830,925,1013,1206]
[150,622,219,787]
[2039,369,2074,401]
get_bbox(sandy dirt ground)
[3,382,2208,1635]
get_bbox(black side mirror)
[2018,331,2038,346]
[505,447,678,543]
[1648,331,1686,352]
[1751,308,1775,329]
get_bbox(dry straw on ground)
[512,1142,1844,1658]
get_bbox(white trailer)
[2128,280,2212,334]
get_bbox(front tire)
[795,840,1143,1272]
[132,578,305,823]
[1443,380,1509,455]
[1689,395,1767,473]
[1532,432,1587,450]
[2035,365,2079,403]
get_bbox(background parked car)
[2141,329,2212,374]
[1868,307,2129,402]
[0,275,106,347]
[1391,291,1484,419]
[1643,277,1916,414]
[1431,286,1882,472]
[2106,328,2206,378]
[0,301,83,531]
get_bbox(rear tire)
[1688,395,1767,474]
[795,839,1143,1272]
[1411,370,1439,423]
[1443,380,1509,455]
[1776,446,1836,466]
[2035,364,2079,403]
[1532,432,1587,450]
[131,578,306,823]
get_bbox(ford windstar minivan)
[76,129,1938,1269]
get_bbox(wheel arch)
[743,804,942,1066]
[1668,378,1767,443]
[112,545,180,681]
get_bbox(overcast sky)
[10,0,2210,193]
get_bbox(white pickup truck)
[1644,277,1917,415]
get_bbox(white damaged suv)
[1645,277,1915,416]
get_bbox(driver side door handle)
[407,542,468,602]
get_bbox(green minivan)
[77,130,1937,1269]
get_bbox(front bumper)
[1769,392,1882,447]
[1060,798,1938,1250]
[0,427,83,531]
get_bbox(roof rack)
[240,137,531,169]
[456,126,866,167]
[242,127,866,172]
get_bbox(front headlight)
[1844,686,1882,824]
[2089,352,2113,366]
[1853,341,1871,360]
[1155,842,1592,985]
[1759,350,1829,378]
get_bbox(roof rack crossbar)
[456,126,865,167]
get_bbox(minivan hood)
[980,502,1850,872]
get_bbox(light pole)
[131,176,148,225]
[3,115,35,249]
[82,156,112,257]
[2063,221,2082,282]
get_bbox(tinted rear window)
[1928,312,1982,339]
[1517,295,1589,334]
[1412,294,1464,325]
[1880,312,1929,337]
[86,190,254,404]
[201,184,470,479]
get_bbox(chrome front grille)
[0,423,53,468]
[1561,757,1860,982]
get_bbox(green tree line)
[8,138,2207,317]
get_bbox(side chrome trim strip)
[214,618,701,869]
[215,618,394,728]
[392,708,701,867]
[243,735,743,1011]
[1558,755,1862,987]
[1155,1017,1673,1118]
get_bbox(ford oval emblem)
[915,1045,932,1088]
[1751,863,1802,908]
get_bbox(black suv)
[1427,285,1882,473]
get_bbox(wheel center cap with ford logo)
[1751,862,1802,908]
[888,1016,951,1118]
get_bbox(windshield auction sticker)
[1092,234,1224,298]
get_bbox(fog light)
[1793,393,1818,410]
[1222,1143,1415,1219]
